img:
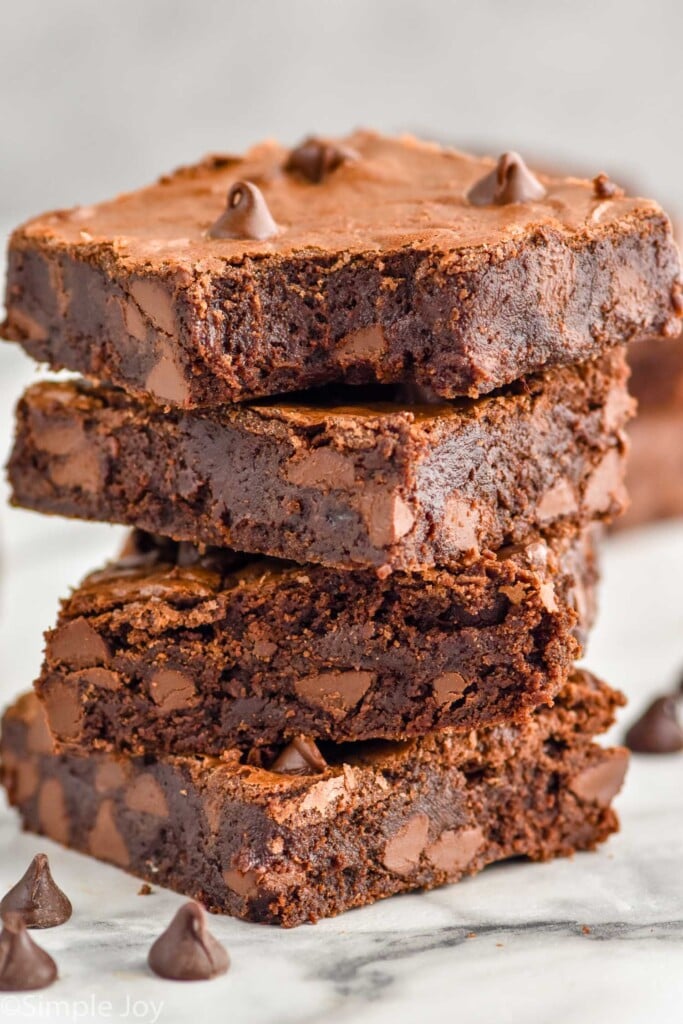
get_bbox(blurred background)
[2,0,683,224]
[1,0,682,704]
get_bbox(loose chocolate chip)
[0,854,72,929]
[0,912,58,991]
[625,696,683,754]
[285,137,357,183]
[468,152,546,206]
[592,173,623,199]
[138,884,153,896]
[270,735,328,775]
[148,901,230,981]
[207,181,278,241]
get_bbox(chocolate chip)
[0,854,72,929]
[285,137,357,183]
[0,912,58,991]
[207,181,278,241]
[138,884,153,896]
[382,814,429,875]
[468,152,546,206]
[625,696,683,754]
[569,751,629,806]
[592,173,623,200]
[148,902,230,981]
[47,617,111,669]
[270,735,327,775]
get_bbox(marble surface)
[0,337,681,1022]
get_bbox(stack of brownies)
[1,132,680,926]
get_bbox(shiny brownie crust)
[2,132,679,408]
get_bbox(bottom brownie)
[1,673,628,928]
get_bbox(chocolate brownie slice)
[1,676,628,926]
[9,352,632,571]
[2,131,679,408]
[33,528,590,755]
[628,334,683,410]
[617,407,683,529]
[615,335,683,529]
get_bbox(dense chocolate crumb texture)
[2,131,680,408]
[0,912,58,991]
[33,526,595,755]
[148,902,230,981]
[0,854,72,928]
[9,350,632,572]
[1,677,628,927]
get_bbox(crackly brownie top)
[14,130,667,270]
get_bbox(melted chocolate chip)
[592,173,623,200]
[270,735,328,775]
[0,854,72,929]
[0,913,58,991]
[285,137,358,183]
[468,152,546,206]
[625,696,683,754]
[207,181,278,241]
[148,902,230,981]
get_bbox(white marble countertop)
[0,342,681,1024]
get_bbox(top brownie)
[2,131,680,408]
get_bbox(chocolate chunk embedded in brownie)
[33,528,591,755]
[9,351,632,571]
[1,676,627,926]
[2,131,679,408]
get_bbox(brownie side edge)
[3,209,680,406]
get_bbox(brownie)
[8,352,632,571]
[1,675,628,926]
[33,528,591,755]
[2,131,679,408]
[615,335,683,529]
[617,408,683,529]
[628,334,683,410]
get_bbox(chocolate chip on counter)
[270,735,328,775]
[625,696,683,754]
[0,912,58,991]
[138,884,154,896]
[468,152,546,206]
[148,901,230,981]
[285,137,357,183]
[0,854,72,929]
[592,173,623,200]
[207,181,278,241]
